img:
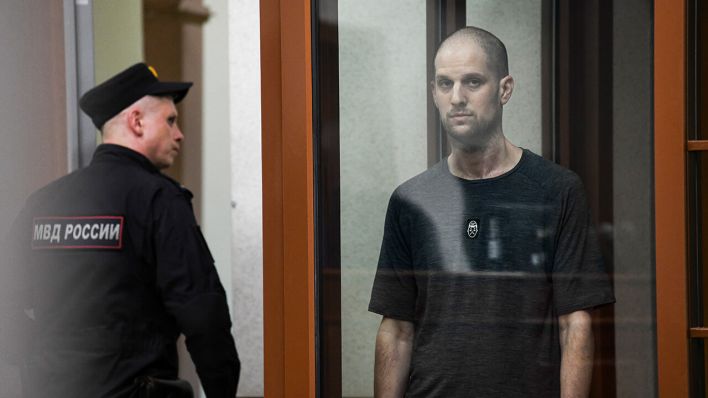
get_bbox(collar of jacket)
[91,144,160,174]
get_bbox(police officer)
[1,63,240,397]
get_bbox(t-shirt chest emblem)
[466,218,480,239]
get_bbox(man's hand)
[559,310,594,398]
[374,317,414,398]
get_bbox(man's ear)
[431,80,439,108]
[126,108,144,137]
[499,75,514,105]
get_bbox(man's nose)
[174,127,184,141]
[451,82,466,105]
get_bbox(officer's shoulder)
[25,169,82,205]
[107,162,173,195]
[117,162,182,192]
[153,172,194,200]
[114,162,195,204]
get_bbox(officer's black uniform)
[0,64,239,397]
[7,144,240,397]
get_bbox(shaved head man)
[369,27,614,397]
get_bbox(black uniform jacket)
[1,144,239,398]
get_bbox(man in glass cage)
[369,27,614,398]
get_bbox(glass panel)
[332,1,655,397]
[338,2,428,396]
[0,2,68,395]
[466,0,544,155]
[606,0,657,396]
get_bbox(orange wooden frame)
[655,0,690,395]
[260,0,316,396]
[258,0,697,396]
[690,328,708,338]
[687,140,708,151]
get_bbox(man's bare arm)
[374,317,414,398]
[559,309,594,398]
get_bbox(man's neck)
[102,134,147,164]
[447,134,523,180]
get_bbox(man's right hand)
[374,317,414,398]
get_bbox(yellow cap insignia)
[148,65,159,78]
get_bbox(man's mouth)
[449,113,473,123]
[449,112,473,118]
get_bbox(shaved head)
[435,26,509,79]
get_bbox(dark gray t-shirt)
[368,149,615,397]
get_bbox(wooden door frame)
[259,0,694,396]
[260,0,316,397]
[655,0,690,396]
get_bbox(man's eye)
[465,79,481,87]
[437,80,452,89]
[167,117,177,126]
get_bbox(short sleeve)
[551,177,615,315]
[368,190,418,321]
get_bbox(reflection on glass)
[336,0,655,397]
[339,1,427,396]
[466,0,544,154]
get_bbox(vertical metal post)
[426,0,466,167]
[64,0,95,172]
[63,0,79,172]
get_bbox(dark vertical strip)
[699,0,708,393]
[594,3,617,396]
[74,1,96,168]
[312,0,342,396]
[689,0,698,141]
[426,1,440,167]
[443,0,466,37]
[541,0,555,160]
[688,0,707,395]
[427,0,466,167]
[556,0,570,168]
[556,1,616,396]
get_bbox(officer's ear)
[126,108,145,137]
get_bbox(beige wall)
[92,0,143,83]
[226,0,264,395]
[466,0,543,154]
[91,0,143,148]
